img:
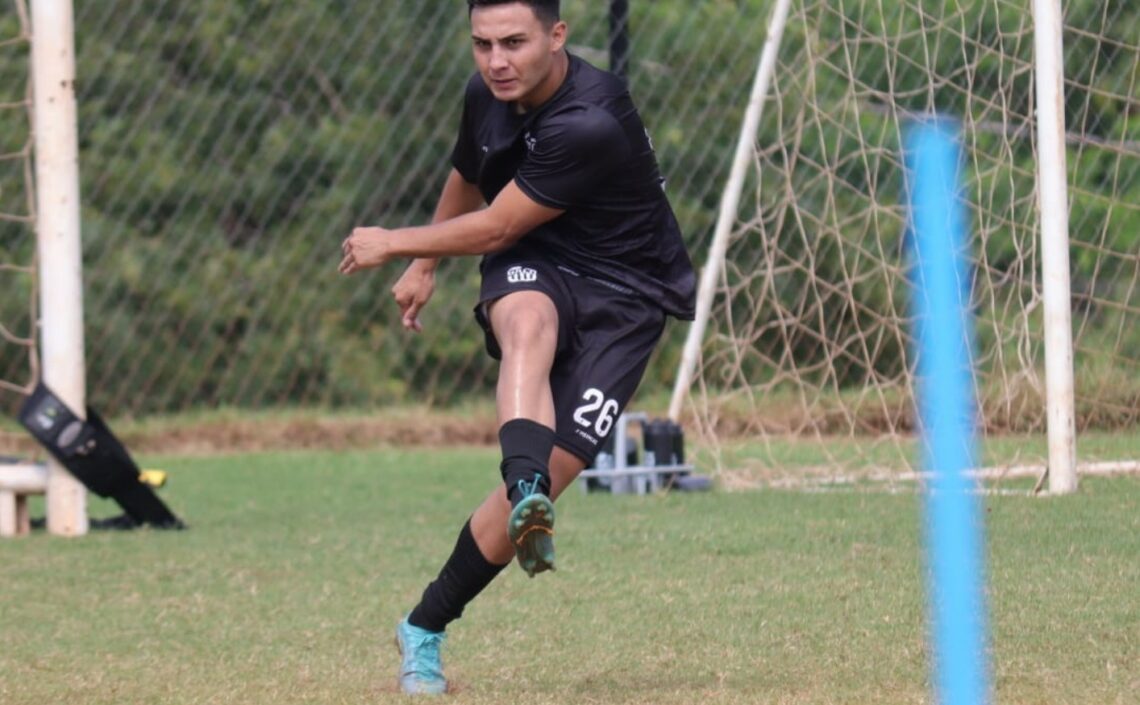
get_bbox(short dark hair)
[467,0,561,28]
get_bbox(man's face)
[470,3,567,110]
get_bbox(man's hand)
[339,227,394,274]
[392,260,438,332]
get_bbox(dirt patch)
[125,416,500,455]
[0,411,501,458]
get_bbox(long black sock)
[499,418,554,506]
[407,520,508,634]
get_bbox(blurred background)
[1,0,1137,472]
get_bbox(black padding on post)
[17,382,184,529]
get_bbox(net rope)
[0,0,37,410]
[685,0,1139,479]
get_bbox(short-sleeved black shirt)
[451,54,696,320]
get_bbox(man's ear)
[550,21,568,53]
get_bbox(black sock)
[407,520,508,634]
[499,418,554,506]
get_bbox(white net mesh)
[0,0,36,407]
[685,0,1140,479]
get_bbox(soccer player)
[339,0,695,694]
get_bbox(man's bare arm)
[339,179,564,273]
[416,168,487,272]
[385,169,485,331]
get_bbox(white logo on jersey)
[524,131,537,152]
[507,266,537,284]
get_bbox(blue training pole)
[906,121,991,705]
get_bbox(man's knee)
[490,293,558,353]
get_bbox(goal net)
[682,0,1140,483]
[0,0,37,420]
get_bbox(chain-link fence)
[1,1,1138,461]
[1,0,772,419]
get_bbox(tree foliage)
[0,1,1137,417]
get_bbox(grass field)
[1,446,1138,704]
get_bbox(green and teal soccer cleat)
[395,617,448,695]
[508,474,556,578]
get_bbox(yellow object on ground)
[139,469,167,488]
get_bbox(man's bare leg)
[488,290,558,427]
[486,291,563,575]
[398,292,581,691]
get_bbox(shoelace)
[517,472,543,498]
[408,631,444,674]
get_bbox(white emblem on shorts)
[507,266,538,284]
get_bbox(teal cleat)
[395,617,448,695]
[508,474,556,578]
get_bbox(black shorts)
[475,249,666,464]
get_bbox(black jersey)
[450,54,696,320]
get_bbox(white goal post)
[31,0,88,534]
[668,0,794,425]
[1031,0,1078,494]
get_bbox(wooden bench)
[0,462,48,537]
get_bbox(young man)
[339,0,695,694]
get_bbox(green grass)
[1,448,1138,704]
